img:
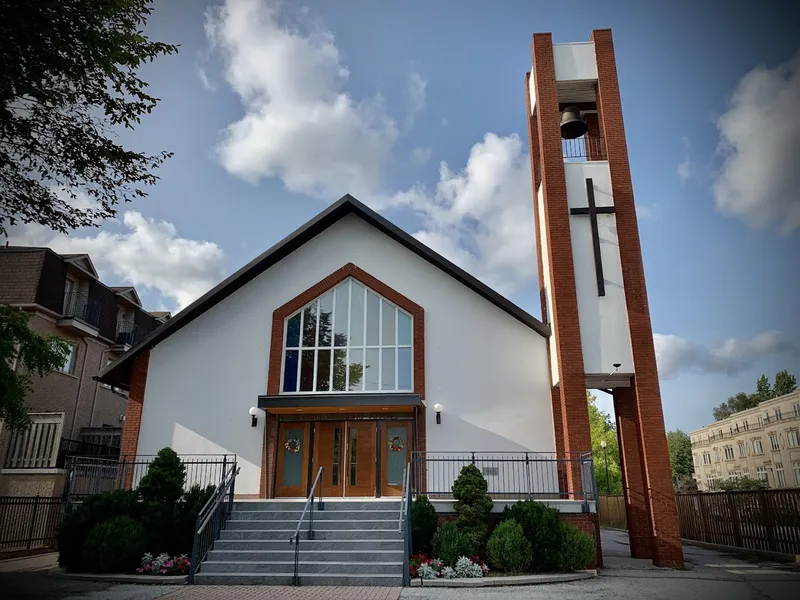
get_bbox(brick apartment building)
[690,390,800,491]
[0,246,169,496]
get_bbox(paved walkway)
[162,587,400,600]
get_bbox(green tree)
[713,391,758,421]
[666,430,693,480]
[587,392,622,495]
[753,374,772,403]
[0,306,70,431]
[773,370,798,398]
[710,476,768,492]
[0,0,178,236]
[451,464,493,555]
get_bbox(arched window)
[281,278,413,393]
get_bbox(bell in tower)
[560,106,588,139]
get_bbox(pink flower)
[144,565,151,571]
[159,569,167,574]
[136,568,143,573]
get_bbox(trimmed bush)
[486,519,532,573]
[410,495,438,555]
[57,490,141,572]
[451,464,493,555]
[138,447,186,506]
[555,522,595,572]
[432,521,473,567]
[171,484,216,555]
[502,500,561,572]
[82,516,147,574]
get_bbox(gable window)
[281,279,413,393]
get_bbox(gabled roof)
[110,286,142,307]
[97,194,549,388]
[62,254,99,278]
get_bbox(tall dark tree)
[0,0,178,236]
[587,392,622,495]
[753,374,772,402]
[773,370,798,398]
[0,306,70,431]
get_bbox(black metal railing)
[562,136,607,160]
[56,438,120,468]
[290,467,325,586]
[399,462,412,586]
[62,291,101,328]
[188,462,239,583]
[0,496,66,556]
[115,320,144,346]
[410,452,597,505]
[62,454,235,503]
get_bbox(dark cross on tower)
[569,177,615,297]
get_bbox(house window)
[776,464,786,488]
[787,430,800,448]
[752,439,763,455]
[703,452,711,465]
[793,404,800,418]
[738,441,746,458]
[55,341,77,374]
[793,462,800,486]
[281,278,413,394]
[63,276,76,312]
[718,429,723,438]
[724,446,734,461]
[742,420,749,431]
[769,433,780,451]
[713,448,720,463]
[775,408,782,420]
[756,466,768,483]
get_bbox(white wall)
[528,69,536,114]
[137,215,555,495]
[564,161,633,377]
[553,42,597,82]
[536,185,559,385]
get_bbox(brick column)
[120,350,150,490]
[592,28,683,567]
[614,387,653,559]
[531,33,592,493]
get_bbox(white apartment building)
[690,390,800,491]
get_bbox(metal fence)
[63,455,235,502]
[62,291,101,328]
[676,489,800,555]
[562,136,607,160]
[0,496,65,555]
[410,452,597,504]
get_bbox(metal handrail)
[401,463,412,586]
[398,463,408,533]
[290,467,325,586]
[188,462,238,583]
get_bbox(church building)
[99,29,683,569]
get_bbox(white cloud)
[409,146,432,166]
[404,72,427,131]
[204,0,398,199]
[636,204,659,220]
[654,330,797,379]
[197,66,217,91]
[676,136,692,184]
[389,133,536,296]
[9,213,226,311]
[713,50,800,234]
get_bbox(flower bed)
[136,553,191,576]
[410,554,489,580]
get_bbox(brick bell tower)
[525,29,684,567]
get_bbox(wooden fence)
[676,489,800,555]
[599,495,627,529]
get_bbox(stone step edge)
[202,560,403,566]
[195,573,402,579]
[211,549,402,554]
[222,528,401,532]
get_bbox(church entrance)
[274,418,412,498]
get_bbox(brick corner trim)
[120,350,150,489]
[260,262,426,497]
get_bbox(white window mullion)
[395,307,399,391]
[377,297,382,389]
[362,284,367,391]
[296,308,304,389]
[329,288,335,387]
[313,299,321,392]
[345,279,352,390]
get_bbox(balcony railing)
[115,320,144,347]
[562,136,607,160]
[62,291,101,329]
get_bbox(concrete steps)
[194,500,405,586]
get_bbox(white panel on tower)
[529,69,537,114]
[553,42,597,82]
[536,185,559,385]
[564,161,633,378]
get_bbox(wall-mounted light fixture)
[434,403,443,425]
[249,406,259,427]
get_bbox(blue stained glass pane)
[283,350,299,392]
[397,312,412,346]
[286,313,301,347]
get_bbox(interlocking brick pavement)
[162,586,401,600]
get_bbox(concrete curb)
[681,538,800,565]
[410,570,597,587]
[48,568,187,585]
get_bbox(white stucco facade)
[553,42,597,82]
[135,214,554,495]
[536,184,559,385]
[564,161,633,377]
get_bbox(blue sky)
[11,0,800,433]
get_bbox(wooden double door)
[275,420,411,497]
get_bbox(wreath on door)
[388,436,405,452]
[284,438,301,454]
